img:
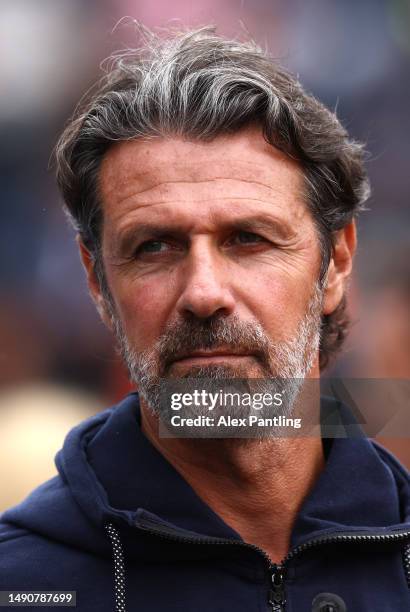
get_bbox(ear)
[322,221,357,315]
[77,236,113,331]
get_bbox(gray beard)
[106,281,323,437]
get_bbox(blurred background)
[1,0,409,511]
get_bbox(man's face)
[94,126,323,410]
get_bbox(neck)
[140,397,324,564]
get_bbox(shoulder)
[371,441,409,478]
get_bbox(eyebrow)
[114,214,296,256]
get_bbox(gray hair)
[54,26,370,370]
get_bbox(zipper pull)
[268,565,286,611]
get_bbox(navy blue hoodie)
[0,392,409,611]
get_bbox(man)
[1,27,409,611]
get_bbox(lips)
[172,348,254,362]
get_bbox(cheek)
[238,269,315,340]
[114,276,177,349]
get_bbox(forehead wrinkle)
[102,155,292,181]
[115,196,305,211]
[100,156,303,204]
[126,177,279,200]
[110,178,305,212]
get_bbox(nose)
[175,238,236,320]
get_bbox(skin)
[79,126,356,562]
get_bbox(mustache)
[155,314,271,372]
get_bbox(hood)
[2,392,410,559]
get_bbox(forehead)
[98,127,308,235]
